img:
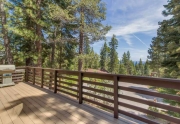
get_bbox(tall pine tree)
[69,0,111,70]
[100,42,108,71]
[108,35,119,74]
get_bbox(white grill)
[0,65,15,87]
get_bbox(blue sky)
[91,0,168,61]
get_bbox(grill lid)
[0,65,15,71]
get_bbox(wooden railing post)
[49,71,52,89]
[41,68,44,88]
[25,67,28,83]
[78,72,83,104]
[114,75,119,118]
[54,70,57,93]
[33,68,35,85]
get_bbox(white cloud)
[109,0,146,14]
[106,18,158,37]
[105,0,168,37]
[122,35,133,46]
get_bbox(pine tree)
[148,37,163,77]
[148,0,180,78]
[0,0,13,64]
[126,51,132,74]
[161,0,180,79]
[121,52,128,73]
[70,0,111,71]
[100,42,108,71]
[147,0,180,118]
[130,60,136,75]
[108,35,119,74]
[119,60,127,74]
[122,52,128,66]
[139,58,144,76]
[92,53,100,69]
[144,60,150,76]
[83,37,91,54]
[127,51,130,60]
[8,0,45,66]
[8,0,75,66]
[135,62,140,75]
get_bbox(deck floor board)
[0,83,128,124]
[17,84,106,124]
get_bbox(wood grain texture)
[0,83,127,124]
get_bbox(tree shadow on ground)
[1,82,129,124]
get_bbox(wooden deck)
[0,82,129,124]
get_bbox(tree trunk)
[78,7,84,71]
[51,42,55,68]
[0,2,13,64]
[26,58,32,66]
[36,0,42,67]
[51,27,57,68]
[25,15,33,66]
[78,31,83,71]
[59,44,62,69]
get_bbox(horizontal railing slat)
[118,109,158,124]
[35,75,41,78]
[43,78,54,82]
[118,101,180,123]
[83,80,114,88]
[83,92,114,103]
[57,70,79,76]
[58,81,78,87]
[44,73,54,77]
[83,97,114,111]
[28,76,33,79]
[118,94,180,113]
[83,72,113,80]
[57,76,78,82]
[43,81,52,85]
[35,78,41,82]
[57,89,78,98]
[59,85,78,93]
[119,86,180,102]
[83,86,114,96]
[35,82,41,85]
[43,83,49,87]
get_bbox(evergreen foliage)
[69,0,111,70]
[0,0,149,75]
[139,58,144,76]
[144,60,150,76]
[147,0,180,118]
[108,35,119,74]
[100,42,108,71]
[119,60,127,74]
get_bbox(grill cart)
[0,65,15,87]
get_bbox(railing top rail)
[25,66,180,89]
[117,74,180,82]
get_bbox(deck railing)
[14,66,180,124]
